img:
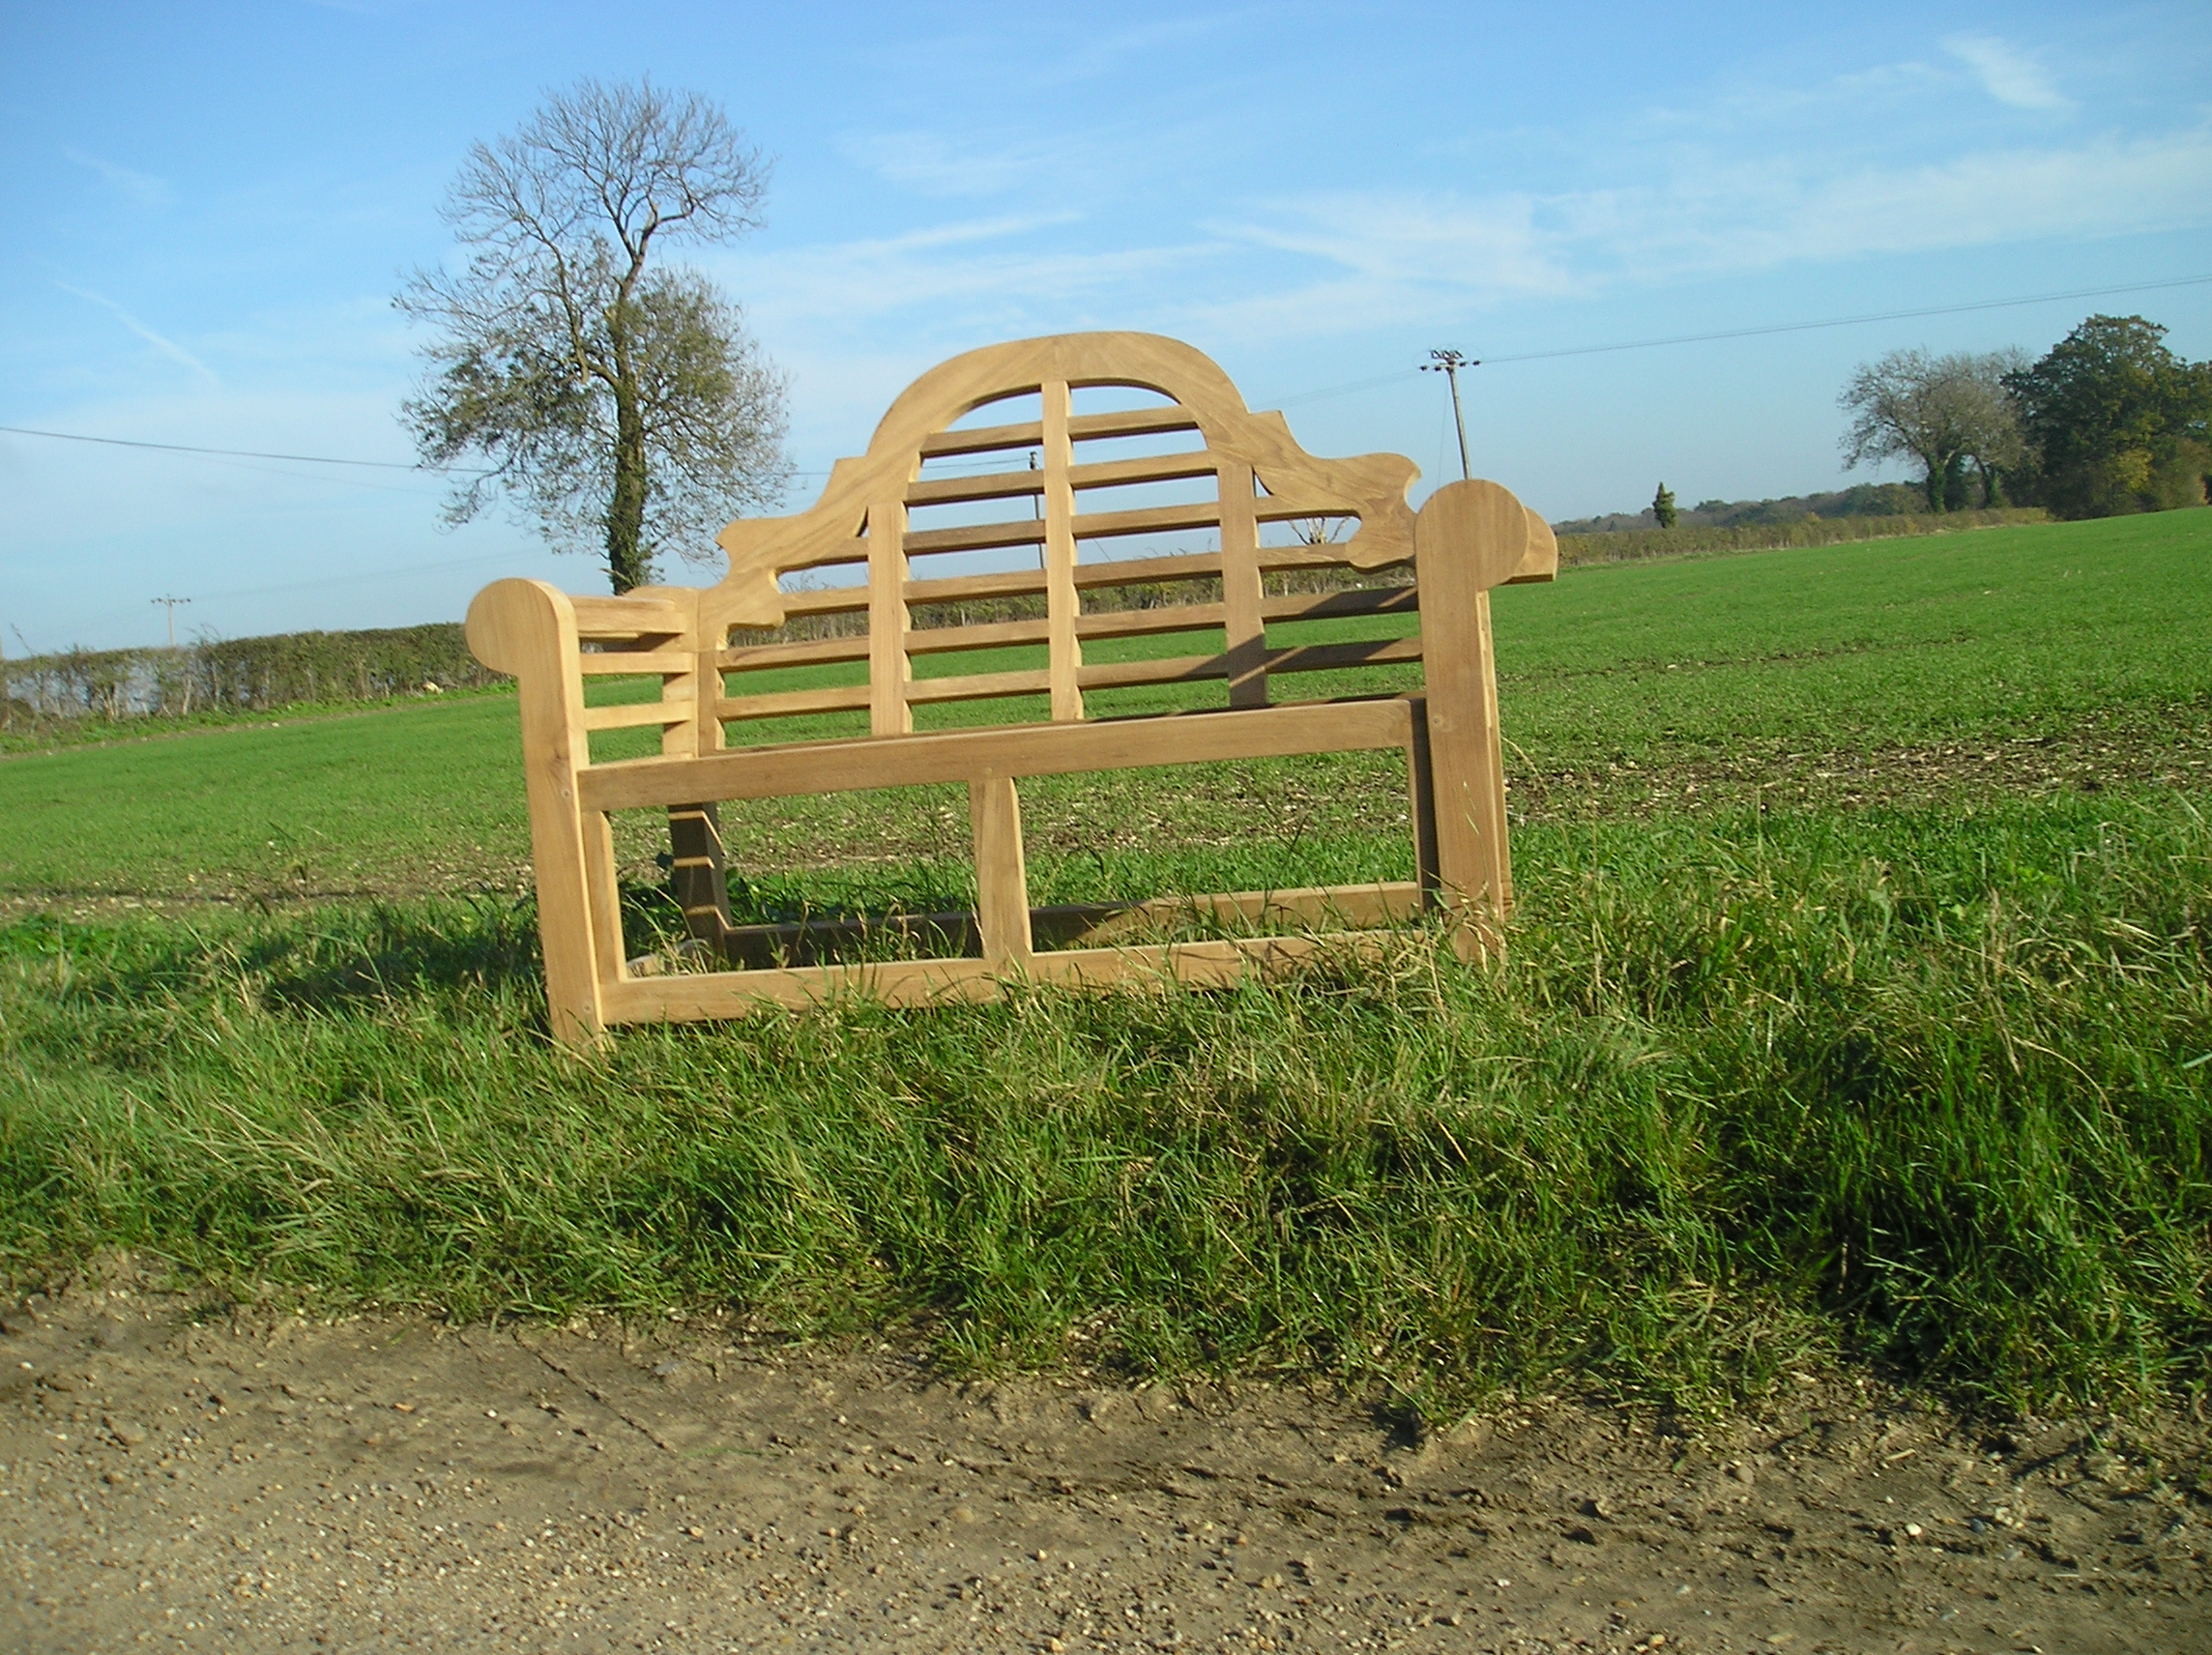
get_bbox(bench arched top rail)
[708,331,1423,630]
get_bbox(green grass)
[1,794,2204,1414]
[0,510,2207,1415]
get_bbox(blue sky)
[3,1,2207,652]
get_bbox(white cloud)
[55,283,221,385]
[1944,34,2074,112]
[63,147,172,207]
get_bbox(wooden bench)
[465,332,1555,1046]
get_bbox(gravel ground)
[1,1285,2205,1654]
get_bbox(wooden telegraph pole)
[153,595,191,649]
[1421,348,1477,480]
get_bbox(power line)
[1473,273,2212,365]
[1272,271,2212,407]
[0,424,442,470]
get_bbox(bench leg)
[970,773,1034,971]
[1424,596,1510,965]
[667,801,733,947]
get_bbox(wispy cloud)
[56,283,221,384]
[839,109,1224,202]
[838,131,1088,199]
[723,214,1214,334]
[1036,14,1241,87]
[63,147,172,207]
[1944,34,2074,112]
[1187,124,2212,339]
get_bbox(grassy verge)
[4,791,2205,1417]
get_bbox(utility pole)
[1421,348,1478,480]
[153,595,191,649]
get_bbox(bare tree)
[1839,348,2024,513]
[398,79,791,593]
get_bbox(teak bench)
[466,332,1555,1046]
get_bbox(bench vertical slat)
[1218,458,1266,709]
[583,804,627,989]
[1040,380,1085,722]
[970,772,1034,969]
[668,802,732,946]
[655,590,735,945]
[868,494,914,735]
[1406,694,1442,908]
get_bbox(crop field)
[1,509,2207,1417]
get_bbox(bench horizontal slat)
[903,518,1049,557]
[583,697,694,730]
[1068,406,1207,443]
[771,583,872,620]
[917,405,1200,460]
[1069,451,1222,492]
[578,649,699,675]
[581,696,1414,810]
[1262,585,1417,621]
[571,596,686,636]
[1076,636,1424,692]
[905,470,1044,508]
[901,448,1223,509]
[691,882,1426,969]
[716,684,872,722]
[905,667,1052,705]
[1270,636,1425,673]
[907,550,1224,608]
[720,635,872,671]
[602,932,1395,1019]
[1070,500,1226,540]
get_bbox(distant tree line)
[1,624,500,735]
[1554,480,1943,537]
[1840,313,2211,519]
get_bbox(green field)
[3,510,2203,915]
[1,511,2207,1416]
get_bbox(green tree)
[1651,481,1677,529]
[1953,347,2028,508]
[2004,314,2212,519]
[398,78,790,593]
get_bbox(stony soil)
[1,1286,2205,1654]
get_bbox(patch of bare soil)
[1515,705,2212,824]
[1,1288,2204,1654]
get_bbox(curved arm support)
[466,579,607,1047]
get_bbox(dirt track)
[1,1285,2204,1654]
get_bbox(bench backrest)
[568,333,1556,755]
